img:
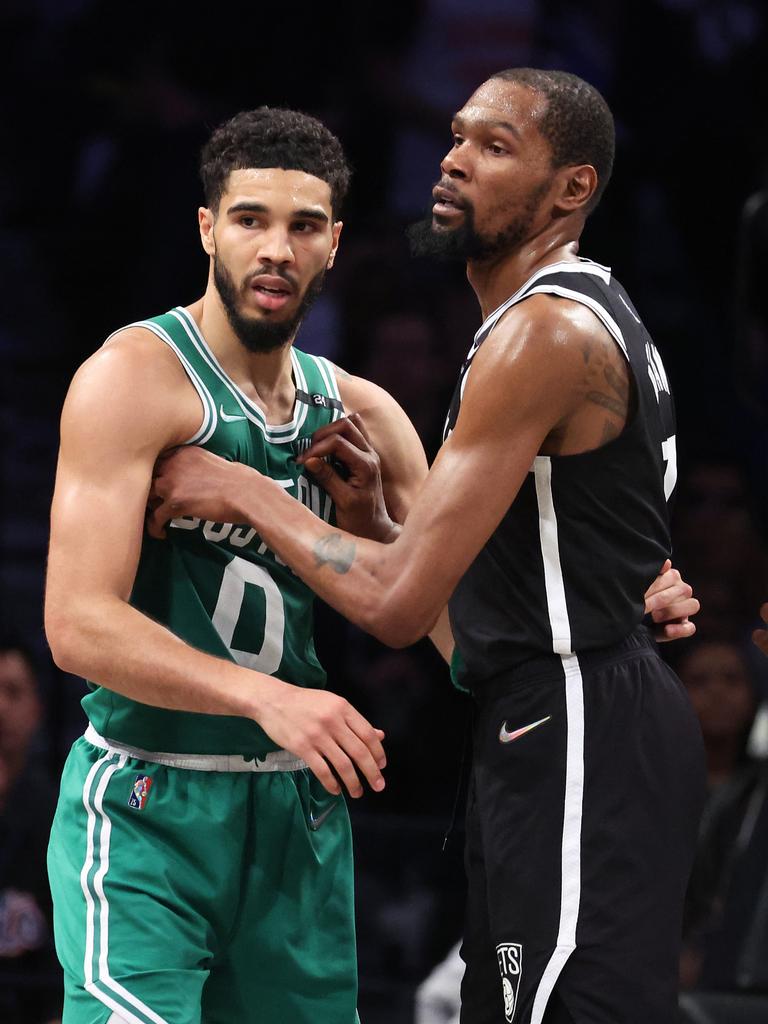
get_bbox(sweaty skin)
[149,79,698,649]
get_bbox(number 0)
[212,556,285,674]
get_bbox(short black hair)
[200,107,351,217]
[490,68,615,210]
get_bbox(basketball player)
[44,108,433,1024]
[151,71,706,1023]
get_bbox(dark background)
[2,1,768,1021]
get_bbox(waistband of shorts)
[471,626,659,698]
[83,722,308,773]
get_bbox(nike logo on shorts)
[309,802,338,831]
[498,715,551,744]
[219,404,247,422]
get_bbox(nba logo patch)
[128,775,152,810]
[496,943,523,1023]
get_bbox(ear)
[199,207,216,256]
[327,221,343,270]
[552,164,598,216]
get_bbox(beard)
[407,179,552,264]
[213,254,326,354]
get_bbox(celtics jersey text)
[445,260,676,687]
[82,306,344,755]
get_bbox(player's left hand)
[752,603,768,657]
[148,446,252,537]
[643,559,699,642]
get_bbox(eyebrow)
[226,201,329,223]
[452,114,522,141]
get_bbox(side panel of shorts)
[48,738,243,1024]
[460,647,706,1024]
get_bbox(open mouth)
[432,186,465,217]
[250,276,294,312]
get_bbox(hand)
[148,447,252,537]
[644,559,699,642]
[299,413,397,541]
[753,603,768,657]
[252,676,386,798]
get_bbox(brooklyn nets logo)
[496,942,523,1022]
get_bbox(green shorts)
[47,728,358,1024]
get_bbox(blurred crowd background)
[2,1,768,1021]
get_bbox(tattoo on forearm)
[313,533,356,574]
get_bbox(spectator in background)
[675,640,768,992]
[0,638,62,1024]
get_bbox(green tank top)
[82,306,344,756]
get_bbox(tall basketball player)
[44,108,433,1024]
[151,71,706,1023]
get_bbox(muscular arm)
[45,331,386,796]
[151,297,594,645]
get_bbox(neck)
[705,734,745,788]
[467,232,582,321]
[190,278,296,410]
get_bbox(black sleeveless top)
[445,259,676,687]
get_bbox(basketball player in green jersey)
[44,109,431,1024]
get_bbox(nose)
[256,225,295,267]
[441,144,470,182]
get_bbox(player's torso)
[445,260,676,687]
[82,306,344,755]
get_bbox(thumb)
[304,456,334,483]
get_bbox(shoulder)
[62,325,199,450]
[477,291,622,378]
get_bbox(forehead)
[0,651,36,692]
[221,167,333,213]
[455,79,548,136]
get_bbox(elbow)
[45,607,86,675]
[359,593,438,649]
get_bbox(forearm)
[46,593,263,719]
[235,473,432,646]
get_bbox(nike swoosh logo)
[219,404,247,422]
[499,715,551,744]
[309,802,338,831]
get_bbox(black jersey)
[445,258,677,687]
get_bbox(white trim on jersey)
[314,356,345,421]
[530,457,585,1024]
[474,259,612,347]
[133,321,218,446]
[103,320,217,446]
[170,307,311,444]
[523,284,629,360]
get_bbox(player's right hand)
[252,676,386,798]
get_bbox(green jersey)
[82,306,344,757]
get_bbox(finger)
[344,707,387,766]
[336,731,386,793]
[656,620,696,642]
[650,597,700,623]
[645,580,692,613]
[301,417,372,461]
[301,436,374,480]
[303,751,342,796]
[346,411,374,446]
[760,603,768,626]
[146,501,174,540]
[319,742,364,798]
[645,567,681,599]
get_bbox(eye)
[240,216,257,228]
[293,221,315,233]
[488,143,508,156]
[452,133,464,148]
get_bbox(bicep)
[47,357,176,610]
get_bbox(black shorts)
[460,628,706,1024]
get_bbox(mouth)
[432,184,466,218]
[249,274,295,313]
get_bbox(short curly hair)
[200,107,351,217]
[491,68,615,210]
